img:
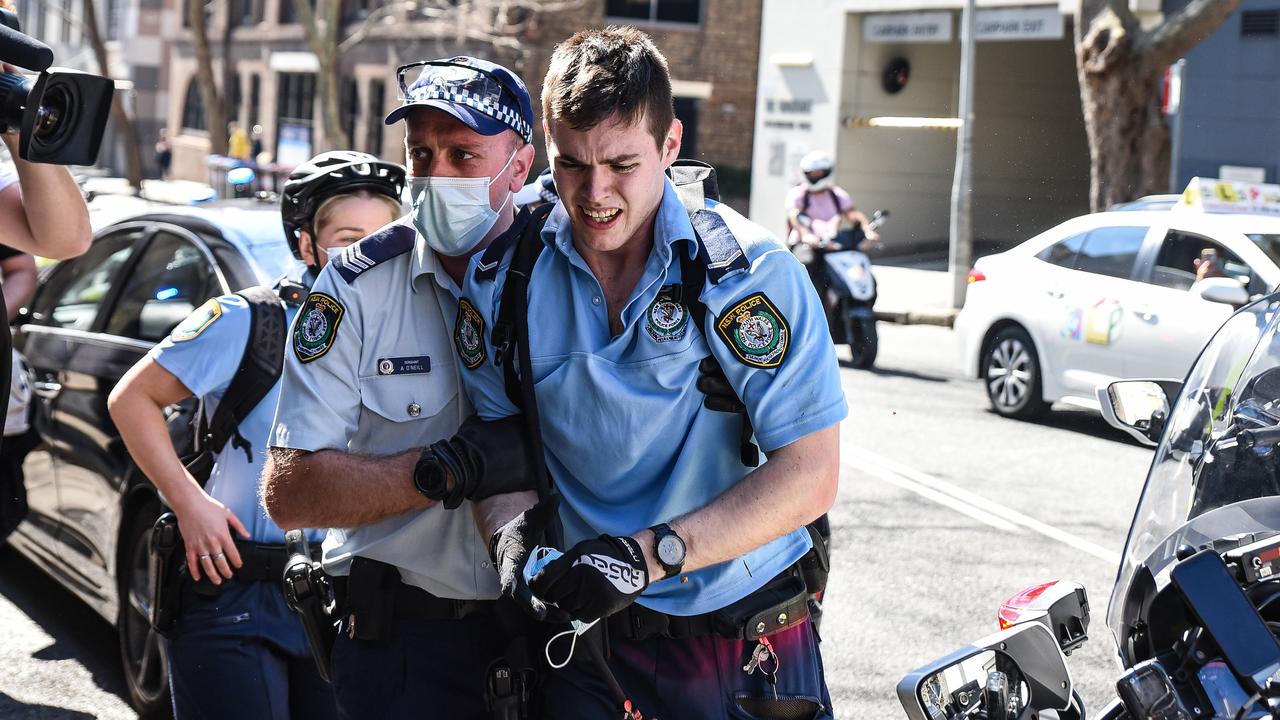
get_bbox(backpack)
[179,284,293,484]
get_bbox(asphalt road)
[822,322,1154,719]
[0,322,1152,719]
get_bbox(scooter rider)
[261,56,540,719]
[107,150,404,719]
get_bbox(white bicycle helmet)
[799,150,835,191]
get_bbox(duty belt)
[390,581,494,622]
[608,567,811,643]
[192,539,319,594]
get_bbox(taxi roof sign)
[1179,177,1280,216]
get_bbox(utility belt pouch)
[345,556,399,641]
[282,529,337,683]
[798,520,831,596]
[713,572,810,642]
[149,512,186,638]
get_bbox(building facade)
[162,0,763,208]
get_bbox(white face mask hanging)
[410,148,517,257]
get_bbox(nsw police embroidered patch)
[170,298,222,342]
[454,298,486,369]
[645,287,689,343]
[294,292,344,363]
[715,292,790,368]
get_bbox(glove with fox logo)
[528,534,649,622]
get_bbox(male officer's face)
[403,107,529,212]
[547,112,681,256]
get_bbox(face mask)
[411,148,516,257]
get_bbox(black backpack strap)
[195,286,286,463]
[493,203,554,412]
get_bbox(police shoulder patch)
[454,298,486,369]
[294,292,344,363]
[715,292,790,369]
[170,298,222,342]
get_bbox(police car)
[8,198,293,718]
[955,178,1280,420]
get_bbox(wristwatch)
[649,523,686,578]
[412,447,448,501]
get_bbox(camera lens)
[34,85,69,141]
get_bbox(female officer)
[108,151,404,719]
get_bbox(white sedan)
[955,207,1280,419]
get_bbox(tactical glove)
[529,534,649,623]
[416,414,533,509]
[489,496,568,623]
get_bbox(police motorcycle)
[791,209,889,369]
[900,291,1280,720]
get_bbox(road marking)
[848,446,1123,566]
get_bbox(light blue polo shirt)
[460,180,848,616]
[149,270,325,546]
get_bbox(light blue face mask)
[410,148,517,257]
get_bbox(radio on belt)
[1224,533,1280,584]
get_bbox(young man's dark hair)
[541,25,675,150]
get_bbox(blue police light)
[227,167,256,186]
[155,287,180,301]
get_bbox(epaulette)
[332,223,416,284]
[689,207,750,284]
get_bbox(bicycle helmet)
[798,150,835,191]
[280,151,407,261]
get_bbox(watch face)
[657,534,685,566]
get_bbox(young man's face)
[547,113,681,256]
[403,108,530,211]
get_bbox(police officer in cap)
[109,150,405,718]
[262,56,539,719]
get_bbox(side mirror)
[1195,277,1250,307]
[1097,379,1178,446]
[897,623,1073,720]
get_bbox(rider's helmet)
[799,150,835,191]
[280,151,406,262]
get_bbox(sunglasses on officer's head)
[395,60,517,108]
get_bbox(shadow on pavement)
[0,547,129,700]
[852,363,950,383]
[1003,407,1150,447]
[0,694,96,719]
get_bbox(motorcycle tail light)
[967,268,986,283]
[997,581,1056,630]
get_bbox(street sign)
[974,6,1064,41]
[864,12,953,43]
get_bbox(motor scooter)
[793,210,890,369]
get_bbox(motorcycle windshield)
[1107,293,1280,655]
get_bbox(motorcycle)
[899,291,1280,719]
[792,209,889,369]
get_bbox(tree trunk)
[189,0,227,156]
[82,0,143,188]
[295,0,349,153]
[221,2,237,130]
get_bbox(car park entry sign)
[1180,177,1280,216]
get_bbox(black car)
[8,199,295,718]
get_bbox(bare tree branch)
[1142,0,1242,67]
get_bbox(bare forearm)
[633,425,840,578]
[262,447,431,530]
[109,393,206,511]
[3,135,91,259]
[473,490,539,542]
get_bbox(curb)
[874,308,958,328]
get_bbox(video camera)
[0,9,113,165]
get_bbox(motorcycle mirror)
[897,623,1072,720]
[997,580,1090,654]
[1097,379,1179,447]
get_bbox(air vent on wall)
[1242,9,1279,37]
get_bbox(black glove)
[529,534,649,623]
[417,414,533,509]
[697,357,745,414]
[489,496,568,623]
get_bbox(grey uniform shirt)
[269,218,499,600]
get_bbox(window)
[342,0,374,22]
[105,233,219,342]
[277,72,316,122]
[1152,231,1261,294]
[35,230,142,332]
[674,96,699,159]
[1035,232,1087,268]
[1072,226,1147,279]
[1242,10,1279,37]
[238,0,263,25]
[248,74,261,127]
[226,73,243,127]
[341,76,359,145]
[280,0,312,23]
[105,0,123,41]
[181,79,206,132]
[364,79,385,156]
[605,0,701,24]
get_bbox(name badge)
[376,356,431,376]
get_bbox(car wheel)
[118,501,172,719]
[983,326,1048,420]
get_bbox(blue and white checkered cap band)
[409,85,533,144]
